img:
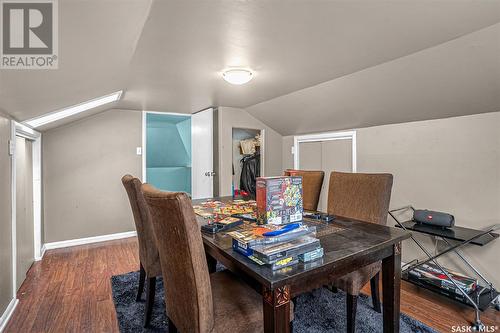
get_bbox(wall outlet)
[136,147,142,155]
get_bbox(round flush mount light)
[222,68,253,85]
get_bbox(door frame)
[231,127,265,188]
[10,121,42,297]
[293,130,357,172]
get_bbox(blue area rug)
[111,267,437,333]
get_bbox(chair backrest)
[121,175,161,277]
[142,184,214,333]
[327,171,393,225]
[284,169,325,211]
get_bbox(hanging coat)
[240,153,260,196]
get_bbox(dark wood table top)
[195,197,410,290]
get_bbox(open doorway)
[232,128,262,197]
[142,109,215,199]
[15,136,34,290]
[11,121,41,297]
[143,112,192,193]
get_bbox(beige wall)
[0,114,12,315]
[42,109,142,242]
[42,107,282,241]
[218,107,283,196]
[283,112,500,287]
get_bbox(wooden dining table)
[195,197,411,333]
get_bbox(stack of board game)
[407,263,477,300]
[195,177,325,271]
[228,176,323,271]
[227,224,324,270]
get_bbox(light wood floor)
[4,237,499,332]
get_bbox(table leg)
[382,242,402,333]
[263,285,291,333]
[206,253,217,273]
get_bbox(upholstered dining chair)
[327,171,393,333]
[121,175,162,327]
[142,184,293,333]
[284,169,324,211]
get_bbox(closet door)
[16,136,34,290]
[298,139,352,211]
[319,140,352,212]
[298,142,322,171]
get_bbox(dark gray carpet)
[111,267,437,333]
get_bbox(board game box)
[298,247,324,262]
[251,236,320,264]
[256,176,303,225]
[228,224,317,257]
[407,263,477,295]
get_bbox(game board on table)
[192,199,258,223]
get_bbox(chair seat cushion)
[210,270,293,333]
[331,261,381,295]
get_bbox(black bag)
[413,209,455,228]
[240,153,260,196]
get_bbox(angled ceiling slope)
[0,0,499,131]
[120,0,500,114]
[0,0,152,123]
[246,23,500,135]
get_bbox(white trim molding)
[11,121,43,293]
[0,298,19,333]
[141,111,147,182]
[36,244,47,261]
[10,121,16,299]
[43,231,137,251]
[293,130,357,172]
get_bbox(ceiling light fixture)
[24,90,123,128]
[222,69,253,85]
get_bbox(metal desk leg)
[389,209,486,330]
[494,295,500,311]
[440,238,497,306]
[441,238,494,288]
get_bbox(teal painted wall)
[146,113,191,193]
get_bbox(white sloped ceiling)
[0,0,499,133]
[246,23,500,135]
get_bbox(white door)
[296,131,356,211]
[191,108,214,199]
[16,136,34,290]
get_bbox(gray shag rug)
[111,266,437,333]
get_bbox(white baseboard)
[43,231,137,252]
[34,244,47,261]
[0,298,19,333]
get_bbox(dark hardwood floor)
[4,237,499,332]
